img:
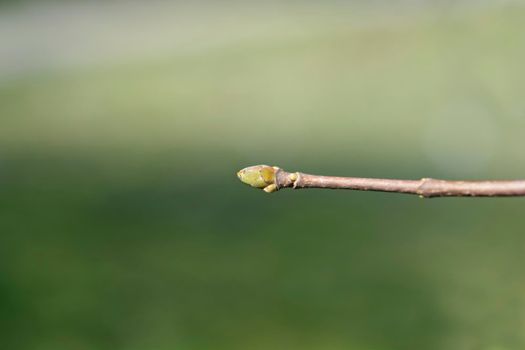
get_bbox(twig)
[236,165,525,198]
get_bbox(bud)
[237,165,279,192]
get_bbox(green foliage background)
[1,2,525,349]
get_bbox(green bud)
[237,165,278,191]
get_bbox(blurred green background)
[1,1,525,349]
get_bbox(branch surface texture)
[237,165,525,198]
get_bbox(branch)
[236,165,525,198]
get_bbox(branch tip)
[237,164,525,198]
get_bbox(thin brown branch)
[236,165,525,198]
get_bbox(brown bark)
[275,169,525,198]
